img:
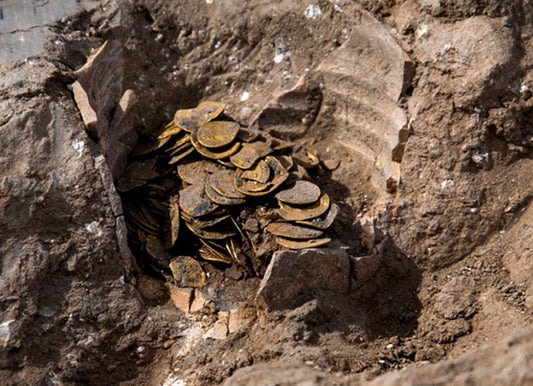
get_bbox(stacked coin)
[119,101,339,283]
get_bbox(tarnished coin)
[199,239,233,264]
[165,134,192,154]
[191,129,241,160]
[240,160,270,184]
[297,203,339,229]
[189,214,231,229]
[275,180,321,205]
[230,141,272,169]
[185,221,237,240]
[177,160,223,185]
[196,121,240,149]
[277,193,330,221]
[275,236,331,250]
[169,256,207,287]
[174,101,226,132]
[266,222,324,239]
[234,156,289,197]
[205,179,246,205]
[179,184,219,218]
[210,170,247,200]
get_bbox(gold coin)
[275,180,321,205]
[277,193,330,221]
[173,101,226,132]
[275,236,331,250]
[297,203,339,229]
[230,141,272,169]
[179,184,219,218]
[266,222,324,239]
[177,160,223,185]
[210,170,247,199]
[191,129,241,160]
[205,180,246,205]
[196,121,240,149]
[240,160,270,184]
[169,256,207,287]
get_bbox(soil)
[0,0,532,385]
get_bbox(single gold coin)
[266,222,324,239]
[277,193,330,221]
[169,256,207,287]
[179,184,219,218]
[275,180,321,205]
[275,236,331,250]
[297,203,339,229]
[173,101,226,132]
[196,121,240,149]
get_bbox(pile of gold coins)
[118,101,338,283]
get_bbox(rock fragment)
[256,248,349,311]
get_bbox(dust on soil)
[0,0,532,385]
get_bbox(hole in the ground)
[117,101,349,284]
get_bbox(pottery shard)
[168,285,193,314]
[203,320,228,340]
[256,248,350,311]
[228,307,257,334]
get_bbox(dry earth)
[0,0,532,385]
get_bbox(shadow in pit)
[350,229,422,339]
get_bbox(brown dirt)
[0,0,532,385]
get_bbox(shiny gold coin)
[191,129,241,160]
[169,256,207,287]
[123,158,159,180]
[277,193,330,221]
[275,236,331,250]
[196,121,240,149]
[230,141,272,169]
[173,101,226,132]
[275,180,321,205]
[266,222,324,239]
[297,203,339,229]
[179,184,219,218]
